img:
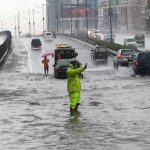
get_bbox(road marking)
[24,41,33,73]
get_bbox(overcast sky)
[0,0,46,36]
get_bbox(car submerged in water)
[53,43,78,79]
[130,51,150,76]
[54,59,72,79]
[91,45,108,63]
[113,49,135,69]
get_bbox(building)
[46,0,98,34]
[146,0,150,32]
[99,0,147,31]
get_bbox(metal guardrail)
[59,33,117,57]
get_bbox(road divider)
[59,33,142,57]
[58,34,125,57]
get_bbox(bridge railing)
[0,31,12,65]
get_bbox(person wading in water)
[67,59,87,113]
[42,56,49,75]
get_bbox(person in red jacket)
[42,56,49,75]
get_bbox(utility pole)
[62,0,64,34]
[28,10,31,35]
[95,0,97,38]
[18,12,20,38]
[77,0,79,36]
[86,0,88,37]
[14,16,17,38]
[56,0,59,33]
[42,4,45,34]
[71,0,73,34]
[32,9,35,35]
[126,3,128,30]
[108,0,113,43]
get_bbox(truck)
[53,43,78,79]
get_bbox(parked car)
[130,52,150,75]
[54,59,72,79]
[135,34,145,47]
[31,39,42,50]
[44,31,53,41]
[91,45,108,62]
[113,49,135,69]
[124,37,137,47]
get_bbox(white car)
[93,30,104,40]
[44,32,53,41]
[124,37,137,47]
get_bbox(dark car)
[54,59,72,79]
[31,39,42,50]
[135,34,145,47]
[53,43,78,79]
[113,49,135,69]
[91,45,108,62]
[130,52,150,75]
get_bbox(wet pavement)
[0,37,150,150]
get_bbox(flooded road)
[0,37,150,150]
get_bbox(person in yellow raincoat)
[67,60,87,113]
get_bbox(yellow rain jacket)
[67,64,85,92]
[67,63,85,109]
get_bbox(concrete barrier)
[0,31,12,65]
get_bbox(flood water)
[0,37,150,150]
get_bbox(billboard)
[61,4,92,18]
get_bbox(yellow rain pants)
[69,91,80,109]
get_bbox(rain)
[0,0,150,150]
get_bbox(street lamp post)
[56,0,59,33]
[86,0,89,37]
[70,0,73,34]
[108,0,113,43]
[18,12,20,38]
[28,10,31,35]
[14,16,17,38]
[95,0,97,39]
[126,3,128,30]
[35,4,45,34]
[77,0,79,36]
[42,4,45,33]
[32,9,35,35]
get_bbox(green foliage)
[90,38,127,51]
